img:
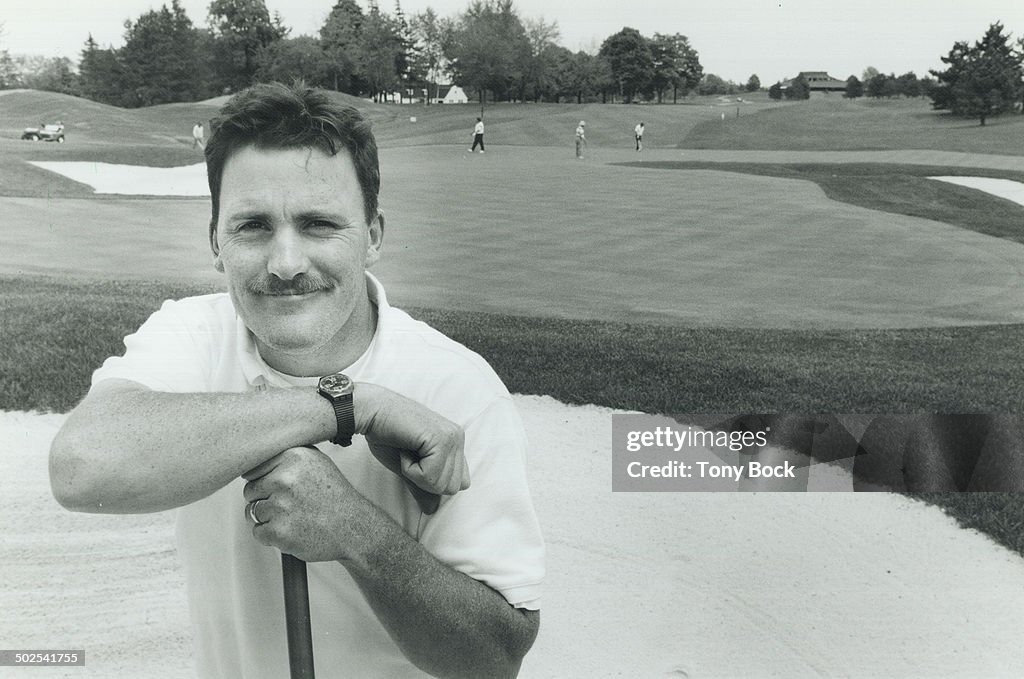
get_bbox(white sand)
[5,401,1024,678]
[29,161,210,196]
[929,176,1024,207]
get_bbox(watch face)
[319,373,353,397]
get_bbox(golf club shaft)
[282,553,315,678]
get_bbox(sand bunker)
[29,161,209,196]
[6,398,1024,677]
[930,176,1024,207]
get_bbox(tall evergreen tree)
[320,0,365,93]
[119,0,205,106]
[930,22,1023,125]
[78,34,123,104]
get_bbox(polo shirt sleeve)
[417,396,545,610]
[91,297,216,393]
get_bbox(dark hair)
[205,82,380,233]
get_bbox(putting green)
[5,145,1024,329]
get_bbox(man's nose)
[266,227,310,280]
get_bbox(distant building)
[435,84,469,104]
[781,71,847,94]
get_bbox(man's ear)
[209,220,224,272]
[365,210,385,267]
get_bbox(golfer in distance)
[49,82,544,678]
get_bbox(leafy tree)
[698,73,733,95]
[0,23,19,89]
[648,33,702,103]
[918,75,938,100]
[256,36,331,87]
[320,0,365,93]
[447,0,530,105]
[783,73,809,99]
[895,71,920,97]
[16,56,78,94]
[555,49,607,103]
[862,66,880,82]
[866,72,896,98]
[521,17,560,101]
[930,22,1023,125]
[599,27,653,102]
[745,74,760,92]
[410,8,454,102]
[208,0,287,91]
[844,75,863,98]
[768,81,782,100]
[0,51,19,89]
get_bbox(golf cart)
[21,122,65,143]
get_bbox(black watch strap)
[330,394,355,447]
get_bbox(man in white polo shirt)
[49,82,543,678]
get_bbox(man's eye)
[237,221,265,232]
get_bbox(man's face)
[212,145,382,363]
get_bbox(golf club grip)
[281,553,315,679]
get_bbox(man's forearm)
[50,382,334,513]
[344,503,539,678]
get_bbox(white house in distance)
[435,84,469,104]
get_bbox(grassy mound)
[683,96,1024,154]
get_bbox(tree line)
[0,0,713,108]
[4,6,1020,125]
[762,23,1024,126]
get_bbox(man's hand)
[354,383,470,511]
[243,446,370,562]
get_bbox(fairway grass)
[622,161,1024,243]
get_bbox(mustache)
[246,273,333,295]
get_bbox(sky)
[2,0,1023,84]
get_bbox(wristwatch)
[317,372,355,447]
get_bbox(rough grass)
[6,275,1024,415]
[620,161,1024,243]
